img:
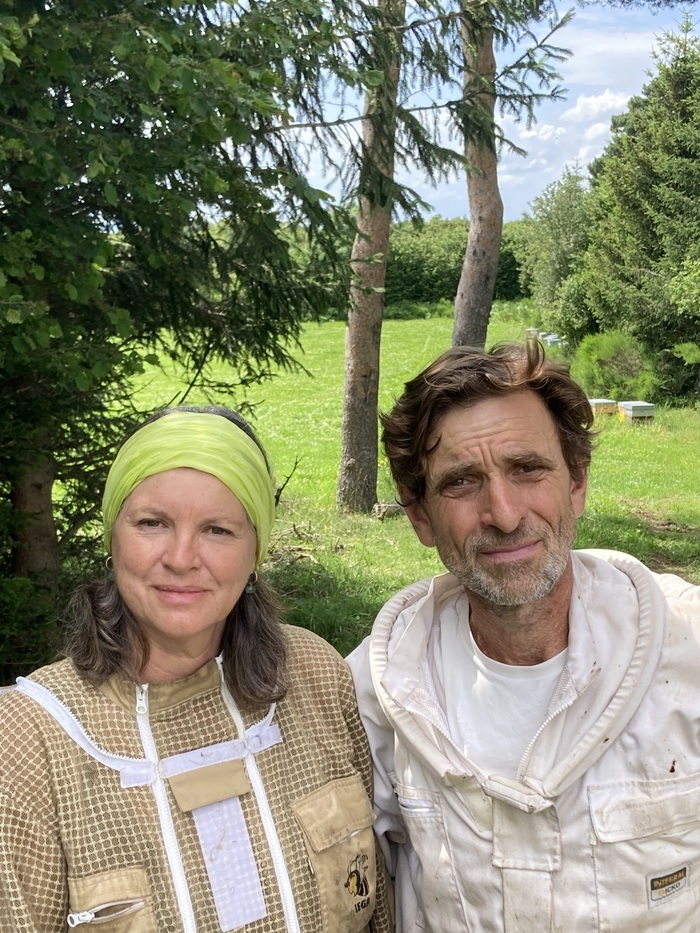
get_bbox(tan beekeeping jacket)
[0,624,392,933]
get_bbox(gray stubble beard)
[436,511,577,608]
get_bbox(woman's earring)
[245,571,258,595]
[105,555,114,581]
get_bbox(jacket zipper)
[405,700,489,782]
[516,697,574,783]
[216,658,301,933]
[16,677,146,767]
[135,684,197,933]
[67,898,145,926]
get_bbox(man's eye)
[440,475,478,495]
[517,463,546,476]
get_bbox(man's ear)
[402,494,437,548]
[571,471,588,519]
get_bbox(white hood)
[368,549,669,807]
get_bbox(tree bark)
[452,24,503,349]
[337,207,391,512]
[11,445,60,597]
[336,0,404,513]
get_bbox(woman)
[0,407,391,933]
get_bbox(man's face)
[403,390,587,608]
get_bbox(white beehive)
[617,400,655,421]
[588,398,617,416]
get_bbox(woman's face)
[111,467,257,675]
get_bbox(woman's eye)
[209,525,232,536]
[137,518,161,528]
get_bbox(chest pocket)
[589,774,700,931]
[67,866,156,931]
[292,773,377,933]
[395,783,467,933]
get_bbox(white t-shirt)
[435,594,567,778]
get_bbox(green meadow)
[132,305,700,655]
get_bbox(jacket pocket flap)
[68,865,151,911]
[590,774,700,843]
[168,759,251,811]
[292,773,376,853]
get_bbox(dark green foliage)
[580,20,700,390]
[571,330,661,401]
[0,0,350,674]
[496,222,529,300]
[383,299,454,320]
[0,577,60,683]
[518,21,700,399]
[384,216,526,307]
[384,217,468,304]
[515,166,594,342]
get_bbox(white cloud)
[562,31,661,90]
[561,90,630,122]
[582,122,610,144]
[521,123,560,142]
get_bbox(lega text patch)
[647,864,689,907]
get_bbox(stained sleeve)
[337,654,395,933]
[346,637,407,868]
[348,639,433,933]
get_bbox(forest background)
[1,1,699,682]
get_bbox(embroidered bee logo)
[345,853,370,898]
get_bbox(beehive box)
[588,398,617,416]
[617,400,655,421]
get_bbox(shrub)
[385,217,527,305]
[571,330,661,400]
[383,298,453,320]
[0,577,60,683]
[495,222,529,300]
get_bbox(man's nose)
[479,478,526,533]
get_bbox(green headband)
[102,412,275,565]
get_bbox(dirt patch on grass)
[635,508,700,581]
[635,508,699,537]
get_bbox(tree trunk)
[337,206,391,512]
[11,446,60,597]
[452,24,503,349]
[336,0,405,513]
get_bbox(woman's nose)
[162,531,200,571]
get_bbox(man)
[348,342,700,933]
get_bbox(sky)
[405,4,693,221]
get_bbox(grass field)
[132,304,700,654]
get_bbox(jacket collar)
[101,657,221,713]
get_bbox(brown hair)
[64,406,287,706]
[381,341,596,505]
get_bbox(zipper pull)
[67,910,95,926]
[67,899,146,926]
[136,683,149,716]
